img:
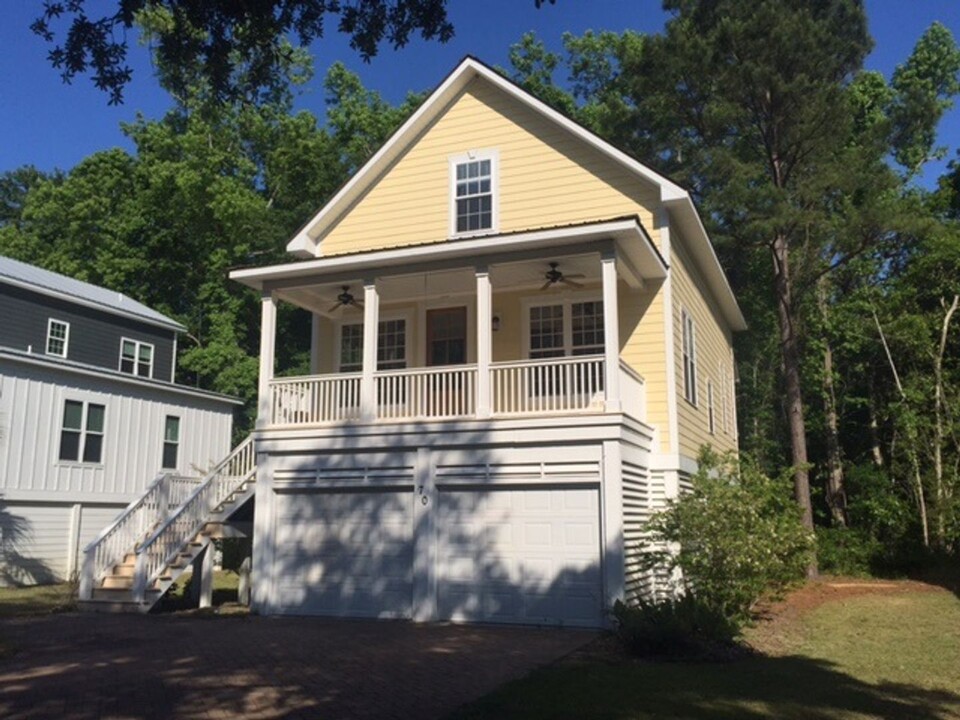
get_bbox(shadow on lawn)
[452,653,960,720]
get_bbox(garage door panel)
[437,486,603,627]
[273,488,413,618]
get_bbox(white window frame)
[522,293,604,359]
[46,318,70,358]
[707,379,715,435]
[119,337,155,378]
[681,308,698,406]
[335,312,412,373]
[449,149,499,238]
[58,399,106,465]
[162,415,180,470]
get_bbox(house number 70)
[417,485,429,506]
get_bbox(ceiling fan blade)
[353,300,365,311]
[540,280,554,291]
[328,301,343,313]
[565,273,586,279]
[561,277,584,288]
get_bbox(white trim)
[0,347,241,405]
[707,379,715,436]
[118,336,155,379]
[448,149,499,238]
[161,414,181,470]
[57,398,106,466]
[657,208,680,456]
[521,291,604,358]
[334,309,413,373]
[681,307,698,407]
[45,317,70,358]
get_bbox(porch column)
[601,251,622,412]
[256,290,278,429]
[475,266,492,418]
[360,279,380,422]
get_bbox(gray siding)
[0,283,176,381]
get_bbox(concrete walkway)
[0,612,594,719]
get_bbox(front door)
[426,307,467,366]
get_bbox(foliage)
[612,595,738,659]
[814,527,883,577]
[31,0,455,104]
[641,451,814,625]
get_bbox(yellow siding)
[671,237,738,458]
[317,77,660,256]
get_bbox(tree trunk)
[932,295,959,548]
[772,232,817,576]
[818,279,846,527]
[867,374,885,468]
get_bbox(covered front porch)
[232,218,666,429]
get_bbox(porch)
[233,218,667,429]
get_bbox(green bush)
[640,450,815,629]
[612,595,738,659]
[816,526,883,576]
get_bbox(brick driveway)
[0,612,594,719]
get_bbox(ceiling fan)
[328,286,364,313]
[540,262,585,291]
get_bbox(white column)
[309,313,322,374]
[360,280,380,422]
[256,291,278,429]
[601,252,621,412]
[475,267,492,418]
[602,440,625,615]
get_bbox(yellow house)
[78,57,745,625]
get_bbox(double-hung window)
[452,153,495,234]
[681,309,698,405]
[59,400,105,463]
[338,319,408,372]
[46,319,69,358]
[162,416,180,469]
[120,338,154,378]
[528,300,604,358]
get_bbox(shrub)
[816,526,883,576]
[640,449,815,629]
[612,595,738,659]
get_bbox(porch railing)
[377,365,478,420]
[491,355,605,416]
[267,354,622,426]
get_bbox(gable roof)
[288,55,745,331]
[0,255,185,332]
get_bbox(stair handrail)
[131,434,256,603]
[79,471,180,600]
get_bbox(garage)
[272,488,414,618]
[436,485,603,627]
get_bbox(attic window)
[451,151,497,235]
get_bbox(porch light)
[492,314,501,332]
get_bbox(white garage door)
[273,489,413,618]
[437,485,603,627]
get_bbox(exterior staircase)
[78,435,257,612]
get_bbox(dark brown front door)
[426,307,467,366]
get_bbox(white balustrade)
[270,373,361,425]
[376,365,478,420]
[491,355,606,416]
[132,435,257,602]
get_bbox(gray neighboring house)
[0,256,238,586]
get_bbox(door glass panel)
[427,307,467,366]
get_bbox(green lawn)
[0,583,75,617]
[450,588,960,720]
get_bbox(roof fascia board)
[0,276,185,333]
[238,219,667,290]
[0,348,240,405]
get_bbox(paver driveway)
[0,612,594,719]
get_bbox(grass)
[0,583,75,617]
[450,586,960,720]
[156,568,243,612]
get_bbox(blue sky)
[2,0,959,188]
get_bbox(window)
[59,400,105,463]
[120,338,154,378]
[338,319,408,372]
[681,309,698,405]
[707,380,715,435]
[46,319,69,358]
[162,416,180,469]
[528,300,604,358]
[452,154,495,234]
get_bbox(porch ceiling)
[231,217,666,315]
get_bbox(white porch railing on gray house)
[267,354,643,427]
[78,472,201,600]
